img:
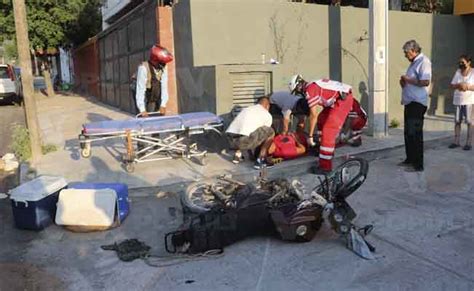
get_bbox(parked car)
[0,64,21,105]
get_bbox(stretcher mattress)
[83,112,222,135]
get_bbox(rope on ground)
[101,239,224,268]
[143,249,224,268]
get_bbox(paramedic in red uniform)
[289,75,354,173]
[337,98,367,147]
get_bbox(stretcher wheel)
[125,162,135,173]
[81,145,91,158]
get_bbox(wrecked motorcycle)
[165,157,375,259]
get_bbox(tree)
[390,0,403,10]
[295,0,454,14]
[1,0,102,50]
[2,39,18,63]
[1,0,102,95]
[13,0,42,163]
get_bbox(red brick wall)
[72,37,100,97]
[156,6,178,114]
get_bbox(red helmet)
[149,45,173,65]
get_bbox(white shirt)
[226,104,272,136]
[135,64,169,113]
[270,91,302,117]
[451,69,474,105]
[401,53,432,106]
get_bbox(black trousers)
[404,102,427,169]
[146,100,160,113]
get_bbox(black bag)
[270,202,324,242]
[166,190,274,254]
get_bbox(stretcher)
[78,112,223,172]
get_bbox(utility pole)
[368,0,389,137]
[13,0,42,163]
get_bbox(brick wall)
[156,6,178,114]
[72,37,100,97]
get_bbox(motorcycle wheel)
[313,157,369,199]
[181,178,240,214]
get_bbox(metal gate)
[98,1,157,113]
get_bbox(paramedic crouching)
[226,97,275,169]
[135,44,173,117]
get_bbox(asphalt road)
[0,146,473,290]
[0,103,25,157]
[0,76,44,156]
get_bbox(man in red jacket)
[289,75,354,173]
[334,98,367,147]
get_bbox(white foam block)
[55,189,117,227]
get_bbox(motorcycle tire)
[314,157,369,199]
[181,178,241,214]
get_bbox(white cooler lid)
[55,188,117,227]
[9,175,67,202]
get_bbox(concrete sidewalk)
[33,94,456,191]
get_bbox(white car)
[0,64,21,105]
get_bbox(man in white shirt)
[226,97,274,168]
[269,91,309,134]
[398,40,432,172]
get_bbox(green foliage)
[10,124,58,161]
[41,144,58,155]
[3,39,18,62]
[10,124,31,161]
[402,0,453,14]
[389,118,400,129]
[0,0,102,49]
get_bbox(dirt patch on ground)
[0,170,18,194]
[0,263,65,291]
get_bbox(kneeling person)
[226,97,275,168]
[269,91,309,134]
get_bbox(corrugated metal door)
[231,72,272,110]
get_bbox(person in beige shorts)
[449,55,474,151]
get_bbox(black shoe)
[349,138,362,147]
[463,145,472,151]
[449,143,460,149]
[253,158,274,170]
[405,166,424,172]
[397,160,411,167]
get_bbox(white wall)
[101,0,132,29]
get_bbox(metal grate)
[231,72,272,109]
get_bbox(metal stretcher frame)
[78,112,223,172]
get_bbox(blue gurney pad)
[83,112,222,135]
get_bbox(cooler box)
[9,176,67,230]
[68,182,129,223]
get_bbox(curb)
[128,134,453,197]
